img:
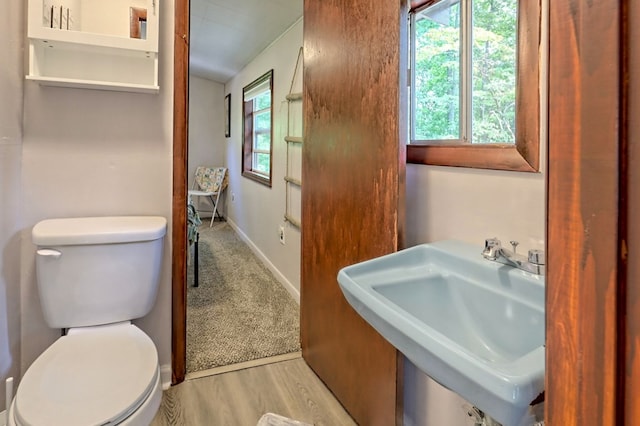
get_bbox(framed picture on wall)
[224,94,231,137]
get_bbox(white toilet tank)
[32,216,167,329]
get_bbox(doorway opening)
[172,0,304,383]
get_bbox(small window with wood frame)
[407,0,541,172]
[242,70,274,186]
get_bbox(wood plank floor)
[150,357,356,426]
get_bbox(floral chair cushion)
[194,166,228,193]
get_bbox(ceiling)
[189,0,303,83]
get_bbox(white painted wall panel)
[188,75,226,214]
[0,0,25,411]
[224,19,303,297]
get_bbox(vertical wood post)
[546,1,621,424]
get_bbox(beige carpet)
[186,222,301,374]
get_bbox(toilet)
[7,216,167,426]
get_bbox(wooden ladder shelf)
[284,47,303,229]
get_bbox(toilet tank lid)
[32,216,167,246]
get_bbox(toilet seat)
[12,322,159,426]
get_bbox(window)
[243,70,274,186]
[408,0,541,172]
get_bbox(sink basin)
[337,240,544,425]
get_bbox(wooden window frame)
[407,0,541,172]
[242,70,274,187]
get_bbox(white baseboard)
[160,364,172,390]
[226,219,300,304]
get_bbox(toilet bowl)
[7,217,167,426]
[7,323,162,426]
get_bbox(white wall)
[0,0,25,411]
[188,75,226,215]
[224,19,303,299]
[17,0,175,391]
[406,165,546,249]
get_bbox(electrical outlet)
[279,225,285,245]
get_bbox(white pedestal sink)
[337,240,544,426]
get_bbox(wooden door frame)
[171,0,189,384]
[546,0,637,424]
[625,1,640,422]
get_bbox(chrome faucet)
[482,237,545,275]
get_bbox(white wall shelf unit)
[27,0,159,93]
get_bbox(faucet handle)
[528,249,545,265]
[484,237,501,248]
[482,238,501,260]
